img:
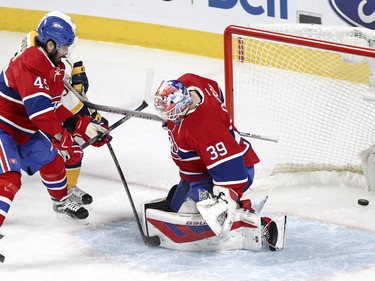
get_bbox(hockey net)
[224,24,375,177]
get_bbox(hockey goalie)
[142,73,286,251]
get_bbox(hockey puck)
[358,199,369,206]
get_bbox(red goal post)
[223,24,375,177]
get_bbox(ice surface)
[0,31,375,281]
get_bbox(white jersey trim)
[0,116,36,134]
[0,91,23,104]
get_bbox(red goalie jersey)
[166,73,259,197]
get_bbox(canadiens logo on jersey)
[9,158,18,164]
[206,83,219,98]
[168,131,180,159]
[54,67,65,82]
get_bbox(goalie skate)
[262,215,287,250]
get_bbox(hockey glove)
[73,115,112,147]
[72,61,89,94]
[53,130,83,165]
[196,186,238,237]
[91,110,109,126]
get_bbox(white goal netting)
[225,24,375,177]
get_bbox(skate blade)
[55,213,90,225]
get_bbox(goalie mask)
[154,80,193,122]
[37,11,77,57]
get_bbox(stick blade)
[144,235,161,247]
[144,68,154,105]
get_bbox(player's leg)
[169,179,212,213]
[39,155,88,219]
[243,166,278,250]
[65,162,93,205]
[0,129,22,227]
[19,131,88,219]
[0,172,21,227]
[238,166,257,212]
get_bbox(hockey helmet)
[154,80,193,121]
[37,11,77,55]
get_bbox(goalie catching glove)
[196,186,238,237]
[53,130,83,165]
[73,115,112,147]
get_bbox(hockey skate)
[52,194,89,220]
[68,186,93,205]
[261,217,278,251]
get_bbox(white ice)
[0,31,375,281]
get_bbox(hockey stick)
[64,79,278,143]
[64,80,165,122]
[107,142,160,247]
[106,71,160,246]
[0,234,4,263]
[80,100,148,149]
[79,68,154,149]
[239,132,278,143]
[68,69,160,246]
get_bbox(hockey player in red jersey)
[16,29,110,207]
[152,73,279,250]
[0,11,110,227]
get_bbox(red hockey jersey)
[166,73,260,197]
[0,46,73,144]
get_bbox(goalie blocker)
[142,198,287,252]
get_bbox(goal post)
[224,24,375,177]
